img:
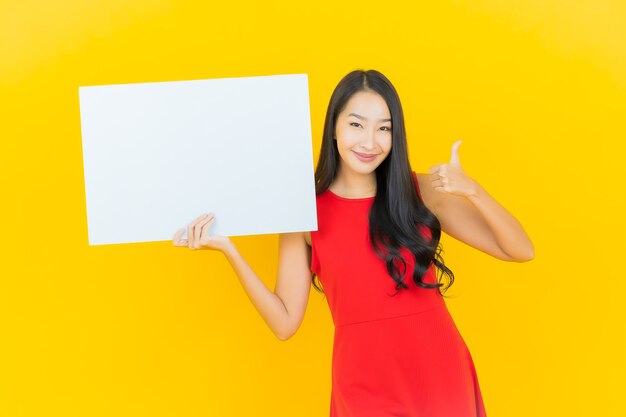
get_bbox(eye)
[380,126,392,131]
[350,122,362,128]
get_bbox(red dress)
[310,171,487,417]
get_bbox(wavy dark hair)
[311,69,455,297]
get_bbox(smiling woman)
[175,69,534,417]
[330,94,393,186]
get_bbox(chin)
[349,163,380,175]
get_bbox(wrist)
[221,239,237,258]
[466,178,481,199]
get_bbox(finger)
[428,164,442,175]
[199,217,216,245]
[450,140,462,166]
[173,228,185,245]
[430,164,447,184]
[195,214,215,247]
[188,213,208,249]
[432,174,446,184]
[187,222,194,249]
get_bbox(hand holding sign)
[172,212,233,252]
[428,140,478,197]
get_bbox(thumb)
[450,140,462,166]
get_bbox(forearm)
[222,243,290,340]
[467,181,535,261]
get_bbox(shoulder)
[413,172,440,217]
[280,231,312,250]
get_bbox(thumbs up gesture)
[428,140,477,197]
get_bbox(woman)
[173,69,534,417]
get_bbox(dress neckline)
[326,188,376,202]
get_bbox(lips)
[353,151,379,162]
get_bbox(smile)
[353,151,379,162]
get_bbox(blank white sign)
[79,73,317,246]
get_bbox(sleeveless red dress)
[310,171,487,417]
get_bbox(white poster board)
[79,73,317,246]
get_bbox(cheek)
[381,136,393,153]
[337,130,360,148]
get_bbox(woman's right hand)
[172,213,233,253]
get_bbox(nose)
[360,129,376,150]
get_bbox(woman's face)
[334,90,392,175]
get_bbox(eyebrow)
[348,113,392,123]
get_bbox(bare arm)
[422,140,534,262]
[174,214,313,341]
[221,232,312,341]
[420,173,534,262]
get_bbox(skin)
[172,90,534,341]
[328,90,393,199]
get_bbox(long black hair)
[311,69,455,297]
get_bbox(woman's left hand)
[428,140,478,198]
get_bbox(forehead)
[342,91,390,118]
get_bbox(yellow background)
[2,0,625,415]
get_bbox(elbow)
[276,329,294,341]
[513,246,535,263]
[496,238,534,262]
[275,323,296,341]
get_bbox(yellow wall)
[2,1,625,415]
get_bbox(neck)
[331,164,377,198]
